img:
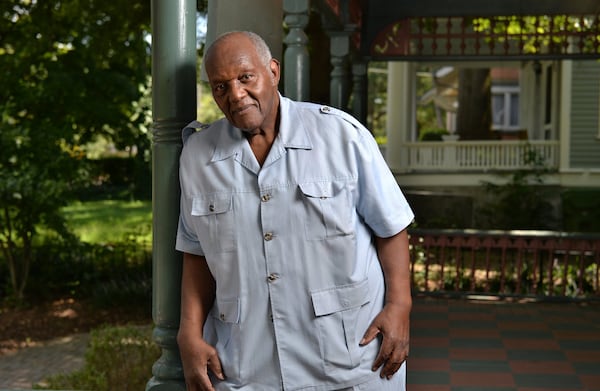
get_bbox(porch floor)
[408,295,600,391]
[1,296,599,390]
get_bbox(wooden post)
[146,0,196,389]
[283,0,310,101]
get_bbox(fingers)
[377,348,409,379]
[371,334,410,379]
[207,353,225,381]
[179,337,224,391]
[359,325,380,346]
[184,367,215,391]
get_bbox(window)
[491,86,520,131]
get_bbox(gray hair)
[209,30,273,68]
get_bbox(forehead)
[205,37,262,81]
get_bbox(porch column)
[385,61,414,173]
[147,0,196,389]
[204,0,283,72]
[351,60,368,125]
[329,31,351,110]
[283,0,310,101]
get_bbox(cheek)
[213,99,228,114]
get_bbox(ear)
[269,59,280,85]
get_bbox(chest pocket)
[298,181,354,241]
[191,193,236,253]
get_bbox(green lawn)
[62,200,152,244]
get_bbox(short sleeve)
[175,187,205,256]
[354,128,414,237]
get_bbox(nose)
[229,80,246,101]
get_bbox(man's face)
[205,35,280,134]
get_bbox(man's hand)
[177,329,225,391]
[178,252,221,390]
[360,302,410,379]
[361,230,412,379]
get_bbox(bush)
[561,188,600,233]
[21,239,152,310]
[419,127,449,141]
[476,146,556,230]
[35,324,160,391]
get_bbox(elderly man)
[176,30,414,391]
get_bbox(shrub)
[419,127,449,141]
[24,239,152,308]
[561,188,600,233]
[476,146,556,230]
[35,324,160,391]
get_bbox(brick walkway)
[1,298,599,390]
[409,296,600,391]
[0,333,89,389]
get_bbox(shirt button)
[264,232,273,241]
[267,273,279,282]
[219,313,225,321]
[261,194,271,202]
[209,204,215,212]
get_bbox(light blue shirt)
[176,96,414,390]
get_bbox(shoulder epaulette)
[317,105,363,130]
[182,120,211,144]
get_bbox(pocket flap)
[299,182,345,199]
[192,194,232,216]
[212,297,240,323]
[311,279,369,317]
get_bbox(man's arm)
[360,229,412,379]
[177,252,224,391]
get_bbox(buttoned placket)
[259,184,279,287]
[257,166,292,386]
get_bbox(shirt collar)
[210,93,313,163]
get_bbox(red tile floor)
[408,296,600,391]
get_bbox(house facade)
[385,59,600,189]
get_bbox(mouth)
[231,104,254,116]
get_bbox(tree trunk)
[456,68,492,140]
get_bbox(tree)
[0,0,151,301]
[456,68,492,140]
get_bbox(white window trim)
[491,85,520,132]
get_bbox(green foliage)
[561,189,600,233]
[472,15,600,54]
[1,0,151,145]
[477,146,555,230]
[366,62,388,139]
[419,127,449,141]
[197,82,224,124]
[415,65,440,135]
[0,0,151,302]
[410,244,598,298]
[35,325,160,391]
[0,200,152,305]
[62,200,151,243]
[23,238,152,307]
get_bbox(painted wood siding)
[570,61,600,168]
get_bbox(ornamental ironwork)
[370,15,600,60]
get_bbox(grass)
[62,200,152,244]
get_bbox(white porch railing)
[399,140,560,171]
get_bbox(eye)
[212,83,226,95]
[240,73,254,82]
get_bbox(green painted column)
[146,0,196,390]
[351,59,368,125]
[329,31,351,110]
[283,0,310,101]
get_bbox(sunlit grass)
[62,200,152,244]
